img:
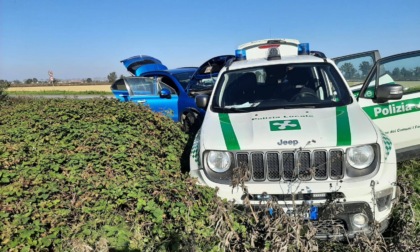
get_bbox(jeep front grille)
[234,150,344,181]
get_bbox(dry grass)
[7,85,112,93]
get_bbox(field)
[347,81,420,88]
[7,84,112,93]
[8,81,420,93]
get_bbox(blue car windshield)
[173,72,195,89]
[211,63,352,113]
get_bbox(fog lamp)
[255,193,271,201]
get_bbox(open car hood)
[194,55,235,79]
[187,55,235,96]
[120,55,168,76]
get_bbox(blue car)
[111,55,234,132]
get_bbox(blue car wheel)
[181,111,200,134]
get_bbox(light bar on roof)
[236,38,300,60]
[235,49,247,60]
[298,43,310,55]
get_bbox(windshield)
[211,63,352,112]
[188,76,218,90]
[173,71,195,89]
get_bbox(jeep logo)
[277,140,299,146]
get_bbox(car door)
[112,55,169,100]
[120,55,168,76]
[333,50,381,97]
[356,50,420,161]
[124,76,178,121]
[110,78,130,102]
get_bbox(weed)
[0,98,418,251]
[0,80,10,101]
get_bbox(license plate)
[286,206,319,220]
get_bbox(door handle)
[137,100,146,103]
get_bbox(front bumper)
[190,160,397,238]
[240,201,389,239]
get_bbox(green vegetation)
[107,72,118,83]
[0,98,222,251]
[339,62,420,83]
[372,159,419,251]
[0,80,10,100]
[0,97,418,251]
[402,85,420,94]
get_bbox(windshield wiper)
[282,103,319,108]
[212,106,250,113]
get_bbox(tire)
[182,111,199,134]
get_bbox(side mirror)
[195,95,209,109]
[159,88,171,99]
[374,84,403,103]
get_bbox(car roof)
[227,55,330,71]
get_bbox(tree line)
[339,61,420,81]
[1,72,124,85]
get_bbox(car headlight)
[347,145,375,169]
[207,151,231,173]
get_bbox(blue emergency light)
[298,43,310,55]
[236,40,309,60]
[235,49,247,60]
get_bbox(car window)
[111,78,127,91]
[124,77,156,95]
[173,71,195,89]
[361,53,420,98]
[336,56,375,86]
[158,80,177,95]
[333,51,380,87]
[211,63,352,112]
[378,55,420,94]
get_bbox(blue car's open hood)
[121,55,168,76]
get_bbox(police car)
[189,39,420,238]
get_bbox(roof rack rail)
[310,51,327,58]
[225,57,236,69]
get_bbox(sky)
[0,0,419,81]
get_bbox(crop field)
[347,81,420,88]
[0,95,419,251]
[7,85,112,93]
